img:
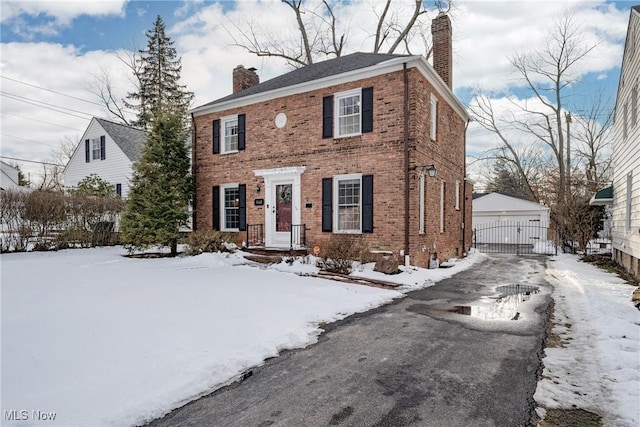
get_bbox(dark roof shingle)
[95,118,146,162]
[196,52,411,109]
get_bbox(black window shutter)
[213,120,220,154]
[362,175,374,233]
[100,135,106,160]
[116,184,122,197]
[322,178,333,232]
[238,184,247,231]
[362,87,373,133]
[238,114,246,151]
[212,186,220,230]
[85,139,90,162]
[322,95,333,139]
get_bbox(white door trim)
[254,167,305,248]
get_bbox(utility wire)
[1,75,138,115]
[0,155,62,166]
[1,90,95,118]
[1,92,93,120]
[0,111,84,132]
[0,132,61,148]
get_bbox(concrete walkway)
[146,254,552,427]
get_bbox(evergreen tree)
[125,15,193,130]
[120,112,192,255]
[486,160,532,200]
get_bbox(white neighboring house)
[610,5,640,280]
[473,192,550,245]
[64,117,145,198]
[0,161,28,192]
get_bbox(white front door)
[254,167,305,248]
[270,180,294,246]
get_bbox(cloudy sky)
[0,0,633,185]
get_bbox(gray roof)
[95,118,146,162]
[197,52,411,109]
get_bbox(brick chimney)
[431,12,452,89]
[233,65,259,93]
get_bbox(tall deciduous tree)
[228,0,451,68]
[120,112,192,256]
[125,15,193,129]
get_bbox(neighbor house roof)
[589,185,613,206]
[191,52,469,122]
[95,118,146,163]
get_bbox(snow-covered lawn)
[535,254,640,427]
[0,247,400,426]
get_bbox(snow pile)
[351,249,486,292]
[1,247,402,427]
[532,240,556,254]
[535,254,640,427]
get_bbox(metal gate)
[473,221,557,255]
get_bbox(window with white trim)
[334,174,361,232]
[222,115,239,153]
[419,172,425,234]
[221,184,240,230]
[335,89,361,137]
[632,86,637,128]
[455,180,461,210]
[623,102,628,139]
[440,181,445,233]
[92,138,101,160]
[430,94,438,141]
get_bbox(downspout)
[191,112,197,232]
[403,63,410,265]
[461,119,470,254]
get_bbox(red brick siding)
[193,67,469,267]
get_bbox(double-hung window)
[221,184,240,231]
[335,89,361,137]
[222,116,239,152]
[335,175,362,232]
[92,138,101,160]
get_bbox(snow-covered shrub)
[184,230,235,255]
[317,235,371,274]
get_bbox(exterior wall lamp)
[410,165,438,178]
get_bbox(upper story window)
[213,114,246,154]
[632,86,637,128]
[430,94,438,141]
[85,135,105,163]
[322,87,373,139]
[222,115,238,153]
[623,102,628,139]
[92,138,101,160]
[335,89,361,137]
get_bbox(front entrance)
[272,182,293,246]
[254,166,306,249]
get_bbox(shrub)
[317,235,371,274]
[184,230,235,255]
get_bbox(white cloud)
[1,0,127,37]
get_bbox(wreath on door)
[278,186,292,204]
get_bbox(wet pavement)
[145,254,552,427]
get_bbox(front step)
[243,247,309,257]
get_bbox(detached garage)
[473,193,551,246]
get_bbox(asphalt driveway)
[146,253,552,427]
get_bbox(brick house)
[190,13,472,267]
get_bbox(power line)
[1,92,93,120]
[0,111,85,132]
[0,75,138,115]
[0,155,62,166]
[1,75,105,107]
[1,132,60,148]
